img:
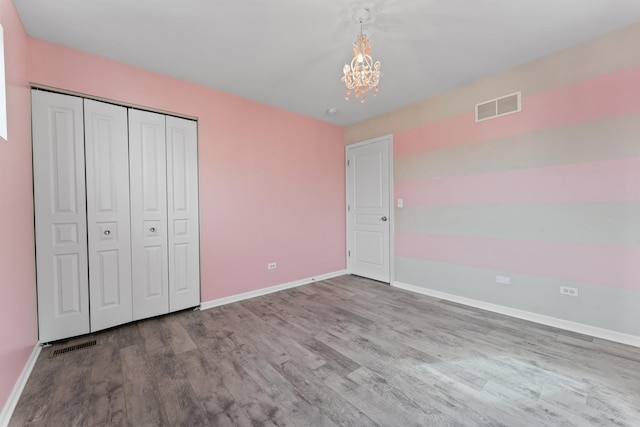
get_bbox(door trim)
[345,134,394,283]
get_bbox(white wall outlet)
[397,198,404,208]
[560,286,578,297]
[267,262,277,270]
[496,275,511,285]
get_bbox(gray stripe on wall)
[395,202,640,247]
[395,112,640,182]
[394,256,640,336]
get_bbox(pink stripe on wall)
[395,66,640,158]
[395,157,640,207]
[396,232,640,291]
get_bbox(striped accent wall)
[348,23,640,337]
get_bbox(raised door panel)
[129,109,169,321]
[84,99,133,332]
[166,116,200,311]
[32,90,90,342]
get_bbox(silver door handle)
[104,230,111,235]
[381,216,388,222]
[150,227,156,232]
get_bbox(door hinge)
[348,250,351,257]
[347,159,350,166]
[347,204,350,212]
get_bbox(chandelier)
[341,18,381,103]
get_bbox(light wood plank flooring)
[10,275,640,426]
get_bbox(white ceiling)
[14,0,640,126]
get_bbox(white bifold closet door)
[128,111,200,319]
[34,90,200,341]
[166,116,200,311]
[128,109,170,321]
[84,99,133,331]
[32,91,90,342]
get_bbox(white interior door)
[84,99,133,332]
[32,90,90,342]
[166,116,200,311]
[128,109,169,321]
[347,136,392,283]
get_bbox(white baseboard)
[0,343,41,427]
[201,270,348,311]
[393,281,640,349]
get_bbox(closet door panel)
[129,109,169,321]
[84,99,133,332]
[32,90,89,342]
[166,117,200,311]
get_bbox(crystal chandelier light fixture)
[341,18,381,103]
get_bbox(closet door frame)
[31,87,202,341]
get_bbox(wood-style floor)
[10,275,640,426]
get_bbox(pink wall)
[27,39,346,302]
[2,11,345,411]
[0,0,38,411]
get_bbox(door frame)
[345,134,394,283]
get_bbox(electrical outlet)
[496,275,511,285]
[560,286,578,297]
[267,262,277,270]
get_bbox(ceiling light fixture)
[341,14,381,104]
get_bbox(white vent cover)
[475,92,521,122]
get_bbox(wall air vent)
[475,91,521,122]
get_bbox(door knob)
[104,230,111,235]
[150,227,156,232]
[381,216,388,222]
